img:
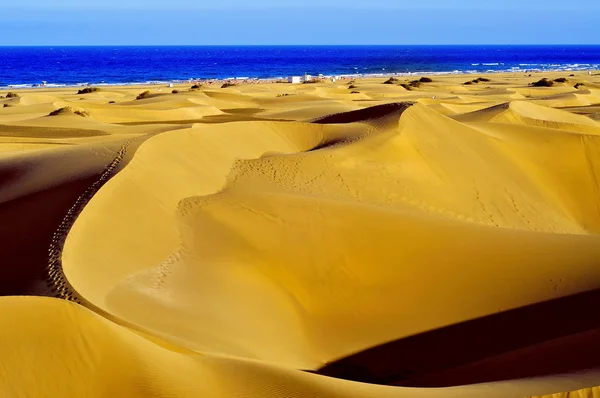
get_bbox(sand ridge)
[2,71,600,397]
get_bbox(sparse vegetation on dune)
[136,90,151,100]
[574,83,585,89]
[553,77,568,83]
[221,83,236,88]
[172,90,179,94]
[77,87,101,94]
[350,91,360,94]
[348,85,358,89]
[3,103,11,108]
[302,80,319,84]
[386,77,430,86]
[190,84,202,90]
[108,101,116,104]
[6,92,19,98]
[276,93,291,97]
[48,106,90,117]
[398,80,422,90]
[531,78,554,87]
[465,77,491,85]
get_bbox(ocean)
[1,45,599,88]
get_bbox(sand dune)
[2,71,600,397]
[3,297,600,398]
[454,101,600,133]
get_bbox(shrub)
[409,80,421,88]
[3,103,11,108]
[77,87,101,94]
[136,90,151,100]
[6,92,19,98]
[348,84,358,89]
[350,91,360,94]
[466,77,491,85]
[574,83,585,89]
[190,84,202,90]
[109,101,116,104]
[48,107,67,116]
[554,77,568,83]
[399,83,413,90]
[419,77,433,83]
[172,90,179,94]
[48,106,89,117]
[531,78,554,87]
[383,77,399,84]
[464,81,474,85]
[569,74,575,77]
[221,83,236,88]
[302,80,318,84]
[276,93,291,97]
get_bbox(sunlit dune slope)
[62,121,370,310]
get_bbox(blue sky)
[1,0,598,45]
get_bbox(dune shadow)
[312,102,413,124]
[316,288,600,387]
[0,176,98,296]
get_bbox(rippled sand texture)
[2,71,600,397]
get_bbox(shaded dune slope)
[0,141,129,295]
[312,102,413,124]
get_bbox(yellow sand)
[2,71,600,397]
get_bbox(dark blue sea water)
[1,45,599,88]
